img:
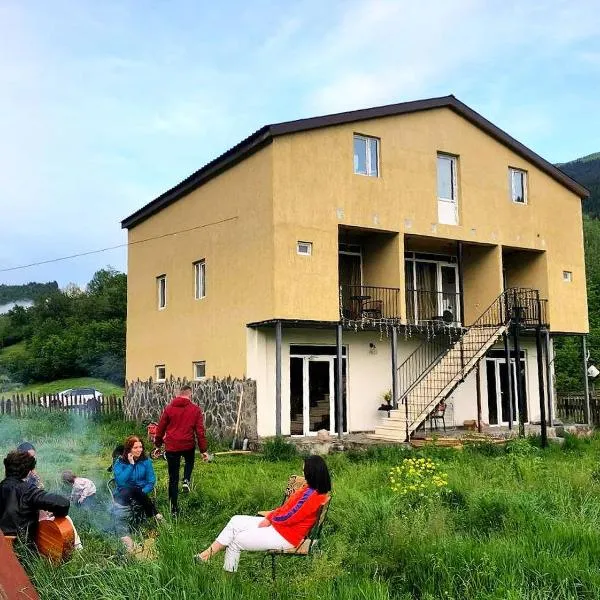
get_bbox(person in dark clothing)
[0,451,70,544]
[154,385,208,515]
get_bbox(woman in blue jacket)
[113,436,162,522]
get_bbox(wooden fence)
[0,393,124,418]
[556,393,600,425]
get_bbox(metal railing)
[405,289,461,325]
[400,287,549,440]
[339,285,400,321]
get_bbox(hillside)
[557,152,600,218]
[0,281,59,305]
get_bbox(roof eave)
[121,126,273,229]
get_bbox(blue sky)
[1,0,599,286]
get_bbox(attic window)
[510,168,528,204]
[353,134,379,176]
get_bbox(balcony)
[406,289,461,326]
[339,285,400,323]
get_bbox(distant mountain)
[556,153,600,218]
[0,282,59,306]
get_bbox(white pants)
[215,515,293,572]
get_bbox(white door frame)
[486,356,526,426]
[290,352,348,436]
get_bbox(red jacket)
[267,485,328,547]
[154,396,208,453]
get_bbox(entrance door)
[289,351,346,436]
[308,359,333,434]
[486,357,525,426]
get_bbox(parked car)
[58,387,103,406]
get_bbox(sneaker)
[182,480,191,494]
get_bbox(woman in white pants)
[196,455,331,572]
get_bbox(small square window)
[353,134,379,176]
[193,361,206,380]
[509,168,528,204]
[194,260,206,299]
[155,364,166,382]
[157,275,167,309]
[563,271,573,282]
[297,241,312,256]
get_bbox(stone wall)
[124,377,257,441]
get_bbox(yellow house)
[122,95,589,441]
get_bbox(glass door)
[438,264,460,324]
[307,359,334,435]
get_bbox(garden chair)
[429,401,447,433]
[264,495,331,581]
[107,478,154,533]
[258,474,330,580]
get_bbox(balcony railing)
[339,285,400,321]
[405,289,461,326]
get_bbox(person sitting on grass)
[62,470,97,507]
[113,435,163,552]
[16,441,83,550]
[0,451,70,546]
[195,455,331,572]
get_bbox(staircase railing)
[401,287,545,439]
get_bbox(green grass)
[2,413,600,599]
[0,341,26,359]
[10,377,124,396]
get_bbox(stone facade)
[124,377,257,441]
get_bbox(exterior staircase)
[372,288,545,442]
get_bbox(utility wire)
[0,216,238,274]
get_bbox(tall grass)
[1,412,600,599]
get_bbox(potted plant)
[378,390,393,412]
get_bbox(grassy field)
[3,377,124,396]
[1,411,600,599]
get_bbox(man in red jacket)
[154,385,208,515]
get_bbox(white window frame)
[157,275,167,310]
[297,241,312,256]
[437,153,459,225]
[193,361,206,380]
[353,134,379,177]
[155,364,166,382]
[509,168,528,204]
[194,259,206,300]
[563,270,573,282]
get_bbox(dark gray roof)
[122,94,589,229]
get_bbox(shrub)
[261,436,298,462]
[389,457,449,504]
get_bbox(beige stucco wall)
[271,107,587,333]
[125,146,275,381]
[126,104,588,386]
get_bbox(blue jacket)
[113,457,156,495]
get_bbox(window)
[563,270,573,282]
[157,275,166,309]
[437,154,457,201]
[510,168,528,204]
[297,241,312,256]
[353,134,379,176]
[194,260,206,299]
[193,361,206,380]
[437,153,458,225]
[155,365,166,382]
